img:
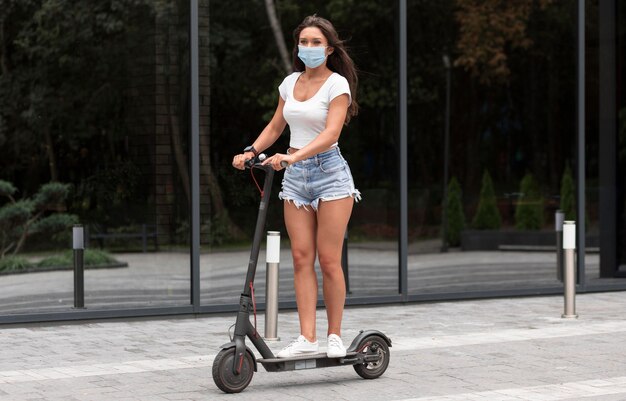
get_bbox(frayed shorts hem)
[279,190,361,212]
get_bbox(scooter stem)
[232,163,275,375]
[242,165,275,295]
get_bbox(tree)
[0,0,161,184]
[453,0,570,193]
[454,0,554,85]
[472,170,501,229]
[264,0,291,74]
[515,173,543,230]
[0,179,77,258]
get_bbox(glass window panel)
[203,1,400,307]
[0,1,191,315]
[615,0,626,272]
[407,1,583,295]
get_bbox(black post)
[575,0,586,289]
[190,0,201,311]
[598,0,617,277]
[556,210,564,282]
[398,0,408,300]
[441,54,451,253]
[73,225,85,308]
[341,230,351,294]
[141,224,147,253]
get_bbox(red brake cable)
[250,168,263,197]
[249,281,258,337]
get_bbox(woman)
[232,15,359,359]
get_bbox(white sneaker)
[326,334,346,358]
[276,335,319,358]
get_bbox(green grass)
[37,249,118,268]
[0,256,31,273]
[0,249,120,274]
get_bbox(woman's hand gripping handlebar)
[233,152,292,171]
[244,154,272,172]
[260,153,293,171]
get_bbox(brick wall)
[126,2,211,246]
[198,0,212,242]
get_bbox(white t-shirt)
[278,72,351,149]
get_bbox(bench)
[86,224,158,253]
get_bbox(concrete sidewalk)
[1,291,626,400]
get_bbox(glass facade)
[405,0,601,296]
[0,1,192,317]
[618,0,626,269]
[0,0,624,323]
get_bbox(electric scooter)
[212,154,392,393]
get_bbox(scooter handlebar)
[244,154,289,170]
[244,153,269,170]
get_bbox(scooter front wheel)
[212,348,255,393]
[353,335,390,379]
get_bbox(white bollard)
[265,231,280,341]
[562,221,578,318]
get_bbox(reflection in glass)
[618,0,626,270]
[406,1,600,294]
[203,1,399,306]
[0,1,191,315]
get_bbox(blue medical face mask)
[298,45,327,68]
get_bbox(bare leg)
[284,201,318,342]
[316,197,354,337]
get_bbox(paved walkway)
[2,291,626,400]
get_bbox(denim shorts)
[279,147,361,211]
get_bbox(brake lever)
[245,154,288,170]
[245,153,271,170]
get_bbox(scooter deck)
[258,351,360,372]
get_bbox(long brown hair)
[292,15,359,124]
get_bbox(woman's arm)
[250,96,288,154]
[233,96,287,169]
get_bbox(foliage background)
[0,0,606,252]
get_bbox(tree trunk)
[264,0,291,74]
[0,19,9,75]
[164,7,191,204]
[43,125,59,182]
[11,212,41,256]
[166,100,191,204]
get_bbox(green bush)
[0,179,77,258]
[83,249,118,266]
[37,249,118,268]
[0,181,17,199]
[560,165,576,220]
[0,249,120,274]
[445,177,465,246]
[515,173,544,230]
[0,256,30,273]
[472,170,501,229]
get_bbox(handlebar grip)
[244,153,269,170]
[280,161,289,168]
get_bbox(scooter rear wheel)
[212,348,255,393]
[353,335,390,379]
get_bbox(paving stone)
[2,292,626,400]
